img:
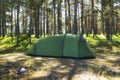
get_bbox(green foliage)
[85,34,120,48]
[19,40,28,47]
[1,36,13,44]
[31,36,39,43]
[0,34,120,53]
[18,35,28,41]
[0,35,35,53]
[17,35,29,47]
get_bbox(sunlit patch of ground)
[0,50,120,80]
[72,72,108,80]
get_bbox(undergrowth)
[0,34,120,53]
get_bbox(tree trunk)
[105,18,111,40]
[57,0,62,34]
[81,0,84,35]
[68,0,71,33]
[84,15,88,36]
[22,8,26,34]
[35,5,39,38]
[110,0,113,40]
[10,7,13,42]
[64,0,67,33]
[16,2,20,46]
[0,19,1,37]
[94,16,98,34]
[29,13,32,44]
[46,4,49,35]
[104,0,112,40]
[2,4,6,37]
[39,8,42,36]
[73,0,78,34]
[101,0,105,34]
[87,15,91,35]
[91,0,95,37]
[53,0,56,35]
[43,4,46,37]
[78,3,81,34]
[0,4,1,37]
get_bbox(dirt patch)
[0,52,120,80]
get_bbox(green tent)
[27,34,95,58]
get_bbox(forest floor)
[0,34,120,80]
[0,47,120,80]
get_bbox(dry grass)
[0,47,120,80]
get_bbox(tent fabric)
[27,34,95,58]
[63,34,80,57]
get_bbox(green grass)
[0,35,40,53]
[85,34,120,49]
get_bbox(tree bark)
[10,6,13,42]
[35,4,39,38]
[43,4,46,37]
[68,0,71,33]
[46,4,49,35]
[64,0,67,33]
[1,3,6,37]
[91,0,95,37]
[101,0,105,34]
[53,0,56,35]
[16,1,20,46]
[81,0,84,35]
[57,0,62,34]
[73,0,78,34]
[0,3,1,37]
[104,0,112,40]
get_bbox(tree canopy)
[0,0,120,44]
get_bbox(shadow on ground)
[0,45,29,54]
[0,47,120,80]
